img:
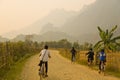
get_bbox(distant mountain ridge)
[2,9,78,39]
[40,23,60,34]
[2,0,120,43]
[12,31,76,42]
[62,0,120,35]
[60,0,120,43]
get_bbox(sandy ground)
[19,50,120,80]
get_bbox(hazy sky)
[0,0,96,35]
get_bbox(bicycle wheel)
[39,63,45,80]
[99,61,105,75]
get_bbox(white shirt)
[40,49,50,62]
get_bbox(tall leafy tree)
[94,25,120,52]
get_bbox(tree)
[58,39,72,48]
[94,25,120,52]
[73,41,80,50]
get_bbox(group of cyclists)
[70,47,106,73]
[85,48,106,74]
[38,45,106,78]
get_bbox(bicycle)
[39,62,46,80]
[99,61,105,75]
[87,58,94,67]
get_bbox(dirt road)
[19,50,120,80]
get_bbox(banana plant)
[94,25,120,52]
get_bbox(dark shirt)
[86,51,94,60]
[71,49,76,55]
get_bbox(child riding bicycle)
[98,49,106,74]
[86,48,94,66]
[38,45,51,77]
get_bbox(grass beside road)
[3,53,36,80]
[59,49,120,78]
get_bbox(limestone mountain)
[3,9,77,39]
[12,31,76,42]
[2,0,120,43]
[61,0,120,43]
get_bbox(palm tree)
[94,25,120,52]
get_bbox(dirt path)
[19,50,120,80]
